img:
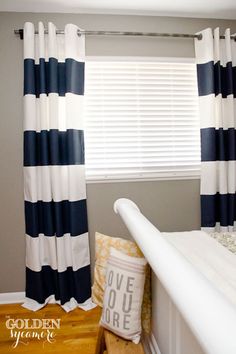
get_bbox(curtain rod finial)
[19,29,24,40]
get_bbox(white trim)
[150,333,162,354]
[85,172,200,184]
[142,332,162,354]
[0,292,25,304]
[169,299,174,354]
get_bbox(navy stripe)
[24,129,84,166]
[26,265,91,305]
[197,61,236,98]
[201,193,236,227]
[24,58,84,97]
[25,199,88,237]
[201,127,236,161]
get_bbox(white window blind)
[84,59,200,181]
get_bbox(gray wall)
[1,12,236,292]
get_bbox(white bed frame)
[114,198,236,354]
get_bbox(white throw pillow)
[100,247,147,344]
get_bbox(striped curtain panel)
[23,22,92,311]
[195,28,236,232]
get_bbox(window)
[84,58,200,182]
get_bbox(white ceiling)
[0,0,236,20]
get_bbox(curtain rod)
[14,29,203,40]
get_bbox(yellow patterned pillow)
[92,232,151,333]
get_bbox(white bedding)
[162,230,236,307]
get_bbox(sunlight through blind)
[84,59,200,181]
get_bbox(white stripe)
[22,295,96,312]
[194,28,213,65]
[224,28,232,65]
[24,93,84,132]
[38,22,45,59]
[214,28,220,63]
[24,165,86,202]
[199,94,215,129]
[232,32,236,67]
[195,28,235,66]
[201,161,236,195]
[26,232,90,272]
[221,95,236,129]
[24,22,85,63]
[48,22,57,59]
[65,24,85,62]
[213,28,231,66]
[199,94,236,129]
[47,22,66,63]
[24,22,35,59]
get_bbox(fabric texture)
[92,232,151,333]
[210,232,236,253]
[195,28,236,232]
[100,247,147,344]
[22,22,92,311]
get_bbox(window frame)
[84,56,200,184]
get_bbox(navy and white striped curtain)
[195,28,236,232]
[23,22,92,311]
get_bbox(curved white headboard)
[114,198,236,354]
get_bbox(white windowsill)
[85,173,200,184]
